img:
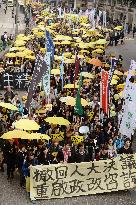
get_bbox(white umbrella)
[79,126,89,134]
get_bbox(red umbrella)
[90,58,103,67]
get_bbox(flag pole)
[100,67,102,122]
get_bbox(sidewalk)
[0,3,25,36]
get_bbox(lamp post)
[15,0,19,37]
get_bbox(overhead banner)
[30,154,136,200]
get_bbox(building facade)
[66,0,136,25]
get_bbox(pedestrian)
[1,31,7,50]
[4,7,6,14]
[133,24,136,38]
[4,86,15,103]
[120,31,124,44]
[16,145,27,187]
[12,9,14,18]
[22,151,38,203]
[5,139,16,180]
[118,138,133,154]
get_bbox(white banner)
[103,11,106,27]
[42,52,50,97]
[119,60,136,138]
[30,155,136,200]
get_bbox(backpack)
[1,35,5,42]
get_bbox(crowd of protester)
[0,3,135,202]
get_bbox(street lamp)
[15,0,19,37]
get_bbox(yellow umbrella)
[104,63,110,68]
[37,25,45,31]
[54,55,62,61]
[80,23,91,27]
[118,91,123,97]
[114,94,120,100]
[82,34,91,38]
[124,71,128,76]
[16,47,26,51]
[16,36,30,41]
[66,97,89,107]
[117,83,125,89]
[16,52,26,58]
[35,32,44,38]
[61,41,71,45]
[110,79,118,85]
[0,102,18,111]
[86,57,92,63]
[23,49,34,55]
[45,117,70,126]
[59,96,73,103]
[64,84,79,89]
[72,31,79,35]
[51,69,60,75]
[77,55,85,59]
[76,38,82,43]
[112,75,120,80]
[114,26,123,30]
[81,72,94,79]
[54,42,61,45]
[9,47,19,52]
[80,50,89,54]
[32,28,39,33]
[14,119,40,130]
[96,39,107,44]
[78,43,89,49]
[40,48,46,53]
[114,70,123,76]
[14,40,26,46]
[22,133,50,140]
[110,110,116,117]
[54,35,72,41]
[38,21,45,25]
[64,52,72,57]
[25,56,35,60]
[5,53,16,58]
[88,42,95,48]
[64,59,75,64]
[95,45,104,49]
[92,49,104,54]
[1,130,30,139]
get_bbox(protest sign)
[30,154,136,200]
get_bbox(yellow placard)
[50,132,64,141]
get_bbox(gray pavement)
[0,2,25,36]
[106,36,136,70]
[0,170,136,205]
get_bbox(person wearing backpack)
[1,32,7,50]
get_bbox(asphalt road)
[0,170,136,205]
[106,36,136,69]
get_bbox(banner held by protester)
[30,154,136,200]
